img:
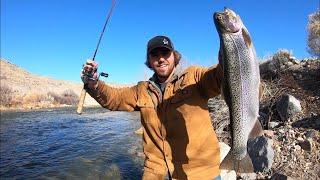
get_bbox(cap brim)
[147,45,173,54]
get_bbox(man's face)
[148,47,175,82]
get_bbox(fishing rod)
[77,0,117,114]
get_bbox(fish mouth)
[213,7,241,33]
[224,7,237,19]
[214,7,236,20]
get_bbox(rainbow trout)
[213,8,263,172]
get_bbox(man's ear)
[173,51,181,66]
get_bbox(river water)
[0,107,144,179]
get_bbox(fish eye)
[217,15,223,20]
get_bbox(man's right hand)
[81,59,99,89]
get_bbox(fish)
[213,7,264,173]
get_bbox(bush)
[61,89,79,105]
[48,89,79,105]
[22,93,53,104]
[272,49,292,62]
[260,49,293,80]
[0,84,13,107]
[307,11,320,58]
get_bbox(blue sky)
[1,0,319,84]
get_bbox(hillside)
[0,59,99,110]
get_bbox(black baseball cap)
[147,35,174,55]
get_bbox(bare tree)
[307,10,320,58]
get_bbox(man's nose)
[158,56,166,62]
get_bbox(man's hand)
[81,59,99,89]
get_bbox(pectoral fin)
[259,82,265,100]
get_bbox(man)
[81,35,223,180]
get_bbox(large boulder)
[276,94,302,121]
[247,136,274,172]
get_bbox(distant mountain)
[0,59,99,109]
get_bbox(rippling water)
[0,107,143,179]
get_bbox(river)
[0,107,143,179]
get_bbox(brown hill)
[0,59,99,110]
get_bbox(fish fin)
[242,27,252,48]
[220,152,254,173]
[259,81,265,100]
[235,153,255,173]
[220,84,225,100]
[220,151,234,170]
[249,120,264,139]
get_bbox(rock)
[288,64,300,71]
[276,94,302,121]
[134,127,143,135]
[259,60,279,79]
[238,173,257,180]
[247,136,274,172]
[258,111,269,124]
[305,129,318,139]
[271,173,292,180]
[219,142,231,162]
[278,129,285,134]
[297,137,304,142]
[298,139,313,152]
[286,61,293,67]
[294,145,302,151]
[219,142,237,180]
[290,57,299,64]
[264,130,275,138]
[104,164,122,179]
[220,170,237,180]
[269,122,280,129]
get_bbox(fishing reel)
[82,68,108,82]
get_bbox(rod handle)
[77,87,87,114]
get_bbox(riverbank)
[209,51,319,179]
[0,105,101,113]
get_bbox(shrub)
[272,49,292,62]
[307,10,320,58]
[0,84,13,107]
[22,93,52,104]
[48,89,79,105]
[61,89,79,105]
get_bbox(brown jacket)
[86,64,223,179]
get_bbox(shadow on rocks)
[292,114,320,131]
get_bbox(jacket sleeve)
[193,63,223,99]
[85,80,139,111]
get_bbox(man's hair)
[145,50,181,70]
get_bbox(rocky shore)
[209,51,320,179]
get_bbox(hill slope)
[0,59,99,109]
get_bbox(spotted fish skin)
[214,8,262,172]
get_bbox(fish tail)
[220,152,254,173]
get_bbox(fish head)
[214,7,242,34]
